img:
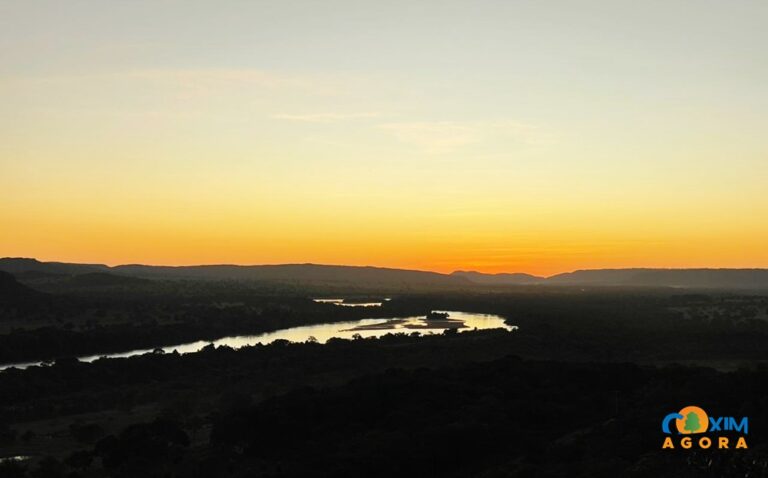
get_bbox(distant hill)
[0,258,107,276]
[2,258,768,290]
[456,268,768,289]
[546,268,768,289]
[10,270,67,280]
[0,270,43,303]
[451,271,544,285]
[67,272,150,287]
[0,258,467,290]
[112,263,466,288]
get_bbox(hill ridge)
[2,258,768,290]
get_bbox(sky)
[1,0,767,276]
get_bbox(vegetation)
[2,265,768,476]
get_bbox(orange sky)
[2,1,767,276]
[4,198,767,276]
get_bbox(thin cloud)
[378,121,478,154]
[272,112,380,123]
[378,120,553,154]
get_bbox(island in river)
[341,311,467,331]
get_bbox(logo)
[661,405,748,449]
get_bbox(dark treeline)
[0,330,519,424]
[392,291,768,362]
[2,271,768,477]
[2,345,768,477]
[0,299,425,365]
[0,274,432,364]
[207,358,768,478]
[2,270,768,365]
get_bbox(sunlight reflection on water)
[0,311,514,371]
[312,298,389,307]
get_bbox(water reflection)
[0,311,514,371]
[0,456,31,463]
[312,298,389,307]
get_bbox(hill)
[67,272,151,287]
[0,258,107,276]
[451,270,544,285]
[546,268,768,289]
[0,270,43,303]
[112,263,466,288]
[0,258,467,290]
[455,268,768,290]
[3,258,768,290]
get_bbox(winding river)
[0,310,514,371]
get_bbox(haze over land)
[3,257,768,291]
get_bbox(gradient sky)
[1,0,767,276]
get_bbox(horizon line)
[4,256,768,280]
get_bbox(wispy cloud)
[378,121,478,154]
[272,112,380,123]
[125,69,334,99]
[378,120,552,154]
[16,68,318,90]
[10,68,343,104]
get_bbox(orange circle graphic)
[675,405,709,434]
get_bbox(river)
[0,310,514,371]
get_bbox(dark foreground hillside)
[1,335,767,477]
[2,279,768,477]
[216,361,767,478]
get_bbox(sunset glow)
[2,1,767,276]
